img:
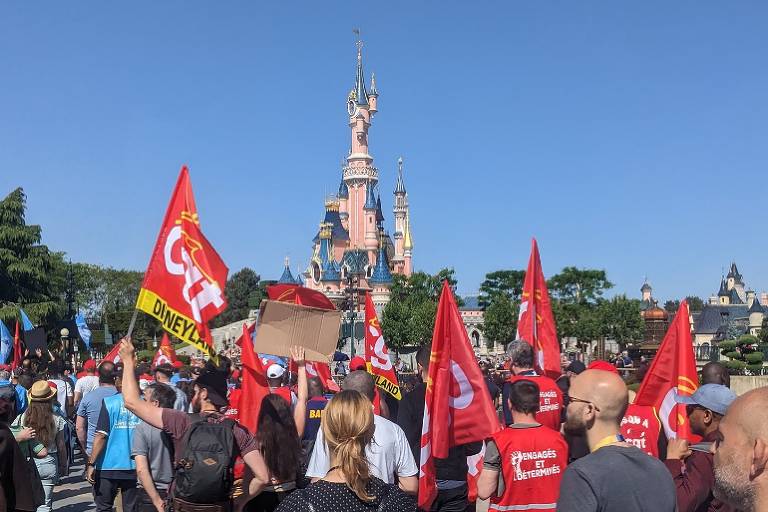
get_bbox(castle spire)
[354,32,369,107]
[278,256,297,284]
[370,72,378,96]
[394,156,406,195]
[364,181,377,210]
[403,211,413,251]
[370,238,393,284]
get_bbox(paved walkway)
[53,451,95,512]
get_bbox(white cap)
[267,363,285,379]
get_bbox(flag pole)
[126,309,139,338]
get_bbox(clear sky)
[2,2,767,303]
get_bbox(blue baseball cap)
[676,384,736,416]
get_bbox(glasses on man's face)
[567,394,601,412]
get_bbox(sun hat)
[29,381,57,402]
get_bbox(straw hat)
[28,381,57,402]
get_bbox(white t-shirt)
[74,375,99,398]
[306,414,418,483]
[49,378,73,410]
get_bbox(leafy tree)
[481,294,517,347]
[663,300,680,313]
[0,188,65,326]
[597,295,644,349]
[381,268,456,350]
[761,317,768,344]
[547,267,613,304]
[478,270,525,308]
[685,296,705,312]
[213,268,265,327]
[720,334,764,374]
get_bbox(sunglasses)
[567,394,601,412]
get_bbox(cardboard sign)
[23,327,48,353]
[254,300,342,363]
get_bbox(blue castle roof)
[369,244,393,284]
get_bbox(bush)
[723,360,747,371]
[724,351,741,360]
[718,341,737,353]
[738,335,759,347]
[747,363,765,374]
[745,352,765,364]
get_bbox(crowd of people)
[0,338,767,512]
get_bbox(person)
[86,367,142,512]
[349,356,389,418]
[662,384,737,512]
[74,359,99,405]
[13,381,67,512]
[267,363,297,408]
[711,387,768,511]
[152,363,188,411]
[557,369,677,511]
[119,337,269,511]
[76,361,118,455]
[620,389,665,459]
[0,368,28,417]
[308,370,418,494]
[275,390,416,512]
[482,363,500,409]
[397,345,481,510]
[132,383,177,512]
[701,362,730,388]
[478,379,568,511]
[615,350,633,369]
[302,377,328,454]
[47,360,74,417]
[0,381,29,511]
[502,340,563,430]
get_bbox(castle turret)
[337,162,349,229]
[641,279,652,303]
[403,210,413,276]
[749,295,765,334]
[278,256,296,284]
[364,181,378,252]
[370,237,392,307]
[368,73,378,113]
[392,157,408,273]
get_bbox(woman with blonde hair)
[276,389,415,511]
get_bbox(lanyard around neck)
[592,434,625,452]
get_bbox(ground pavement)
[53,452,96,512]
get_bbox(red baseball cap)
[349,356,367,371]
[83,359,97,370]
[172,360,183,369]
[587,360,619,375]
[47,380,58,390]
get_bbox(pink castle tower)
[299,37,413,304]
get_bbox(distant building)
[637,279,670,348]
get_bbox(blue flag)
[75,313,92,351]
[19,309,34,331]
[0,320,11,364]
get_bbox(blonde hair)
[321,390,375,502]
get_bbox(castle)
[276,39,413,309]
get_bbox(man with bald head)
[702,362,730,388]
[711,387,768,511]
[557,369,676,511]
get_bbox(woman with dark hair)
[245,347,307,512]
[13,381,67,512]
[275,390,416,512]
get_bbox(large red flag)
[11,322,22,369]
[266,284,336,310]
[305,361,340,392]
[517,238,561,379]
[364,293,401,400]
[635,300,697,441]
[237,323,269,433]
[102,344,122,363]
[419,282,502,509]
[151,333,179,368]
[135,166,228,360]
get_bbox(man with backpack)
[119,337,269,512]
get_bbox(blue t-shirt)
[76,385,117,453]
[303,396,328,442]
[0,381,27,415]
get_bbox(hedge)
[745,352,765,364]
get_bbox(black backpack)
[173,414,238,503]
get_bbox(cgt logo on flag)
[364,293,401,400]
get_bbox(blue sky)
[1,2,767,302]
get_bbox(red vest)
[620,404,662,458]
[271,386,293,406]
[490,425,568,512]
[508,375,563,431]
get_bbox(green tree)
[663,300,680,313]
[481,294,517,347]
[381,268,456,350]
[213,268,265,327]
[547,267,613,304]
[597,295,644,349]
[685,296,705,312]
[478,270,525,308]
[0,188,65,326]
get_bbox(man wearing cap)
[664,384,737,512]
[153,363,188,411]
[74,359,99,406]
[266,362,297,408]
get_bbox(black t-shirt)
[557,445,676,512]
[485,377,500,404]
[275,478,416,512]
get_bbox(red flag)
[266,284,336,310]
[102,344,122,363]
[466,443,486,503]
[305,361,341,392]
[635,300,697,441]
[151,333,179,368]
[135,166,228,360]
[238,323,269,433]
[363,293,401,400]
[419,282,502,509]
[11,322,22,369]
[517,238,561,379]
